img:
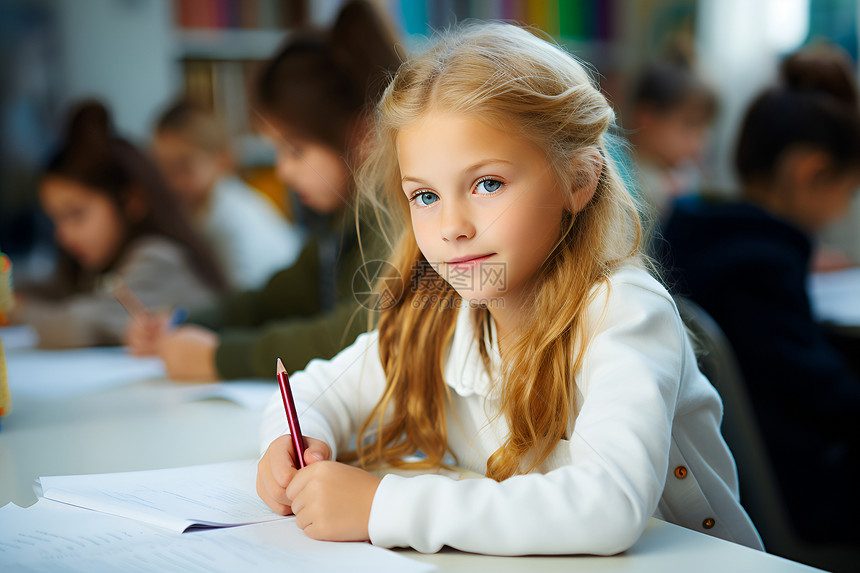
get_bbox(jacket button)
[703,517,715,529]
[674,466,688,479]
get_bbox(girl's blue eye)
[476,178,503,194]
[414,191,439,206]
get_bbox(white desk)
[0,344,821,572]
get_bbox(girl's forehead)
[395,110,496,150]
[394,110,544,162]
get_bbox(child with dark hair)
[153,100,302,290]
[11,100,226,348]
[661,45,860,544]
[627,60,718,219]
[126,0,400,380]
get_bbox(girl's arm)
[368,278,688,555]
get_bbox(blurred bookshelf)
[174,0,306,29]
[177,28,289,60]
[389,0,697,114]
[168,0,698,138]
[171,0,308,150]
[169,0,696,142]
[166,0,696,214]
[170,0,309,216]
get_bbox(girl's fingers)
[256,456,293,514]
[284,462,313,501]
[261,466,292,506]
[256,475,291,514]
[290,492,305,516]
[303,438,332,465]
[270,451,296,486]
[294,505,312,530]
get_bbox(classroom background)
[2,1,860,571]
[1,0,859,274]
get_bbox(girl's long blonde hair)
[352,22,643,480]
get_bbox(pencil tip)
[276,358,286,375]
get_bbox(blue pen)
[168,306,188,329]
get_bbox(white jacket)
[260,266,763,555]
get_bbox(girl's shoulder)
[592,264,674,310]
[581,264,681,343]
[575,264,692,396]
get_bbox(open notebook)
[36,457,485,534]
[36,459,282,533]
[0,498,434,573]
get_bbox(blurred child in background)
[153,100,302,291]
[11,101,226,348]
[126,0,399,380]
[660,45,860,544]
[627,60,717,220]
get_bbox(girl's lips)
[446,254,494,267]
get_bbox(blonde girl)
[256,22,762,555]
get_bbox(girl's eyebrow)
[401,158,515,186]
[401,175,431,186]
[462,158,514,175]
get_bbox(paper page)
[808,268,860,326]
[0,499,435,573]
[6,346,165,399]
[38,459,282,533]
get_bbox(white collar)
[444,304,502,398]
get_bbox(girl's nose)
[440,202,476,242]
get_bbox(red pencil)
[276,358,307,469]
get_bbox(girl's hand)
[158,325,219,381]
[124,312,169,356]
[286,461,381,542]
[256,435,332,515]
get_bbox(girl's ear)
[569,150,603,213]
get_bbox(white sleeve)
[368,281,684,555]
[259,330,387,460]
